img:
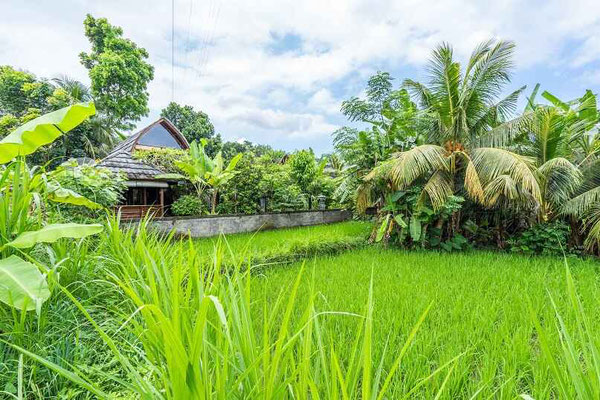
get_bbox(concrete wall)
[150,209,352,238]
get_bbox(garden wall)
[149,209,352,238]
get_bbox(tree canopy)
[160,102,215,144]
[80,14,154,131]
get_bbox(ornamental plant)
[0,103,105,312]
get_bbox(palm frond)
[478,111,536,147]
[464,40,515,107]
[459,152,484,203]
[388,145,448,188]
[403,79,434,109]
[563,186,600,217]
[583,206,600,252]
[538,157,582,209]
[472,147,541,205]
[470,86,526,141]
[420,170,453,210]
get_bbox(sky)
[1,0,599,154]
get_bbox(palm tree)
[360,40,540,217]
[52,75,118,158]
[553,91,600,252]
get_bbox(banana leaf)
[46,185,103,209]
[0,255,50,311]
[4,223,103,249]
[410,217,422,242]
[0,102,96,164]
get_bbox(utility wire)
[172,0,175,102]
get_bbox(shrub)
[509,221,571,255]
[49,160,126,222]
[171,194,204,216]
[133,147,190,174]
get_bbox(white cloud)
[307,89,340,115]
[1,0,599,153]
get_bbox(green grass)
[4,220,600,398]
[252,248,600,398]
[192,220,371,265]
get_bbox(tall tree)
[289,149,320,208]
[160,102,215,143]
[359,40,538,216]
[79,14,154,131]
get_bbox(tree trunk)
[211,190,218,214]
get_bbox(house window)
[137,123,181,148]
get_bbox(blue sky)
[1,0,599,154]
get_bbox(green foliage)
[0,106,103,312]
[531,264,600,399]
[170,194,204,216]
[0,67,117,163]
[289,149,317,191]
[80,15,154,130]
[0,66,52,117]
[0,102,96,164]
[0,256,50,312]
[47,160,126,222]
[509,221,571,255]
[160,102,215,144]
[133,147,190,174]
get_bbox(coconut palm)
[52,75,119,158]
[360,40,540,215]
[554,90,600,252]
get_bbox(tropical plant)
[0,103,104,311]
[157,140,242,213]
[360,40,541,227]
[171,194,204,216]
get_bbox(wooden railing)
[116,205,165,219]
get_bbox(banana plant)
[157,139,242,213]
[0,102,104,312]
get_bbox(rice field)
[192,220,371,265]
[252,248,600,398]
[2,220,600,398]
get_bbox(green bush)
[509,221,571,255]
[49,160,126,222]
[171,194,204,216]
[133,147,190,174]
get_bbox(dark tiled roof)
[97,118,189,181]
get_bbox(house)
[98,118,189,219]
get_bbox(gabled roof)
[98,118,189,181]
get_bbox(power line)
[172,0,175,102]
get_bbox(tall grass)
[531,261,600,399]
[192,220,371,266]
[8,217,450,398]
[254,248,600,398]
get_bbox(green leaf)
[393,214,408,228]
[375,215,391,242]
[541,91,570,112]
[226,153,243,172]
[0,102,96,164]
[390,190,406,202]
[0,256,50,311]
[46,186,102,209]
[4,223,103,249]
[409,217,422,241]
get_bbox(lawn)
[252,247,600,398]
